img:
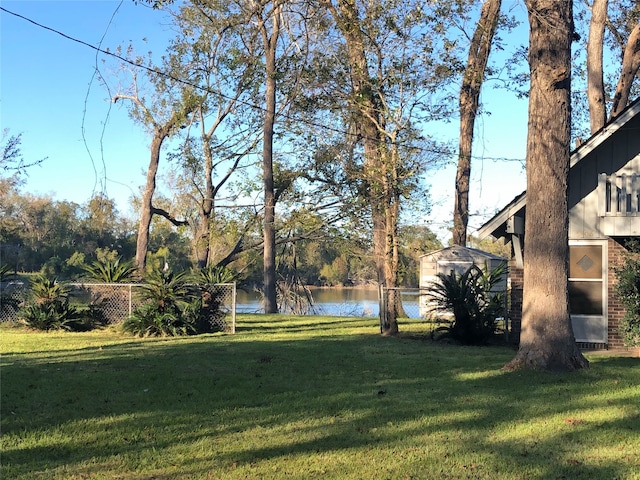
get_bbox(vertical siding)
[570,115,640,239]
[569,137,608,239]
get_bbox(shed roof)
[419,244,507,262]
[477,97,640,240]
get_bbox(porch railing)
[598,173,640,216]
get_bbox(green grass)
[1,315,639,480]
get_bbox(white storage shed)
[418,245,507,317]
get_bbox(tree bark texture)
[323,0,399,334]
[587,0,608,132]
[260,2,281,314]
[136,128,172,272]
[610,22,640,119]
[453,0,502,246]
[504,0,589,372]
[194,129,215,269]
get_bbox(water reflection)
[236,287,421,318]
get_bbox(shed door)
[568,242,607,343]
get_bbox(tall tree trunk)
[610,22,640,119]
[194,134,215,269]
[322,0,399,334]
[504,0,589,372]
[382,143,405,326]
[113,91,190,274]
[136,130,169,272]
[453,0,501,246]
[261,2,281,314]
[587,0,608,133]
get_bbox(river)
[236,286,423,318]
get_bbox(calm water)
[236,286,422,318]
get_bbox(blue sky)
[1,1,175,213]
[1,0,529,243]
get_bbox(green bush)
[195,265,236,284]
[613,248,640,347]
[426,263,506,345]
[122,269,224,337]
[122,303,196,337]
[83,256,137,283]
[18,275,94,331]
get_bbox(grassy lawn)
[1,315,639,480]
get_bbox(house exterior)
[477,98,640,349]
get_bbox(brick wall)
[507,258,523,344]
[607,238,627,348]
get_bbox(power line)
[81,0,126,203]
[0,5,527,164]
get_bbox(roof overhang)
[476,192,526,240]
[476,98,640,242]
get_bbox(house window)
[568,281,603,315]
[568,245,603,315]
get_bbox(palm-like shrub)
[123,267,231,337]
[426,263,506,345]
[122,303,197,337]
[0,263,13,281]
[123,270,200,337]
[19,275,89,331]
[81,257,137,325]
[83,257,137,283]
[192,265,235,332]
[196,265,236,284]
[138,270,195,313]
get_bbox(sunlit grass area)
[1,315,639,479]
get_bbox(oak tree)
[504,0,589,371]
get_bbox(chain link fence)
[197,283,236,333]
[378,288,439,332]
[0,281,24,323]
[0,281,236,333]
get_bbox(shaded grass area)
[1,315,639,479]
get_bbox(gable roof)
[477,97,640,240]
[419,244,506,261]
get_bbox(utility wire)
[0,5,527,164]
[81,0,126,201]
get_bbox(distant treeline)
[0,188,478,287]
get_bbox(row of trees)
[5,0,640,369]
[0,168,448,286]
[108,0,499,330]
[114,0,639,333]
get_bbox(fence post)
[128,284,132,318]
[231,282,236,334]
[378,285,385,333]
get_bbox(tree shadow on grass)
[1,322,638,479]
